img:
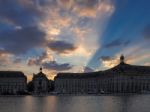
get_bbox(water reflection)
[0,95,150,112]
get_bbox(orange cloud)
[57,0,75,9]
[72,0,114,18]
[100,56,120,68]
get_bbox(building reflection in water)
[1,95,150,112]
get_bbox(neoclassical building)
[54,55,150,94]
[54,73,98,94]
[32,67,54,94]
[99,55,150,93]
[32,67,49,94]
[0,71,27,95]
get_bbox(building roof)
[0,71,26,78]
[56,72,101,79]
[103,62,150,76]
[33,72,47,78]
[55,55,150,79]
[32,67,48,80]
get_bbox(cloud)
[100,56,112,61]
[42,61,73,71]
[104,38,130,48]
[100,55,119,68]
[48,40,77,54]
[143,25,150,40]
[27,51,53,66]
[27,50,72,71]
[13,58,22,63]
[0,0,42,27]
[116,42,150,65]
[144,62,150,66]
[34,0,114,64]
[75,0,98,7]
[0,49,8,57]
[0,49,12,66]
[72,0,114,18]
[28,58,40,66]
[0,0,115,77]
[0,26,46,54]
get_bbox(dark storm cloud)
[0,26,46,55]
[0,0,42,26]
[42,61,73,71]
[143,25,150,39]
[48,40,77,54]
[104,38,130,48]
[0,0,47,55]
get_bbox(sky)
[0,0,150,80]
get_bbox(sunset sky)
[0,0,150,80]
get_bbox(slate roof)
[32,67,49,81]
[33,71,47,79]
[0,71,26,78]
[103,62,150,76]
[56,72,101,79]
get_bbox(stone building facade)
[32,67,49,94]
[54,73,98,94]
[0,71,27,95]
[54,55,150,94]
[31,67,54,94]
